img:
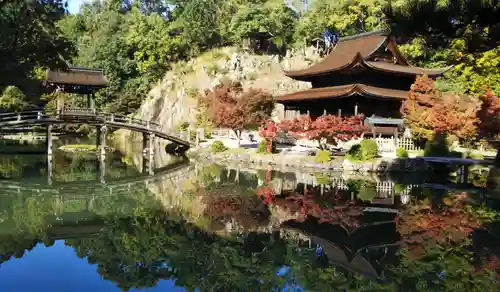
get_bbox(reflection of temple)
[281,214,400,279]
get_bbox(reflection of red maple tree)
[258,185,364,228]
[202,186,270,231]
[277,114,367,148]
[398,194,481,257]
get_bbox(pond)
[0,137,499,291]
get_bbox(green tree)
[0,0,74,90]
[229,2,296,53]
[0,86,29,112]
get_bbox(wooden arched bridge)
[0,109,192,154]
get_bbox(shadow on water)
[0,138,500,291]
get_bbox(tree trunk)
[236,129,241,148]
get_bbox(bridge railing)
[0,110,52,123]
[0,109,190,144]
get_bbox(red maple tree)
[401,75,478,141]
[278,114,367,148]
[200,79,274,146]
[476,89,500,163]
[259,120,278,153]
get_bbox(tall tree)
[476,90,500,164]
[200,79,274,146]
[384,0,500,54]
[401,75,478,141]
[0,0,74,89]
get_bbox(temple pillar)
[394,127,399,149]
[354,103,358,115]
[337,109,341,117]
[46,125,53,156]
[323,109,327,116]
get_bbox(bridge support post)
[142,132,148,153]
[149,133,155,157]
[96,126,101,149]
[100,125,107,157]
[47,154,53,185]
[100,154,106,183]
[46,124,53,156]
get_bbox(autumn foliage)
[200,79,274,139]
[401,75,478,141]
[477,89,500,141]
[277,114,367,148]
[259,121,278,153]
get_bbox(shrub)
[357,181,377,202]
[360,139,378,160]
[449,151,463,158]
[315,150,332,163]
[468,152,485,160]
[257,140,277,154]
[424,133,449,157]
[346,144,362,161]
[211,140,228,153]
[396,147,409,158]
[314,173,332,185]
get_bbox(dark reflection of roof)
[281,215,401,279]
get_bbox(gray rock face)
[134,46,321,130]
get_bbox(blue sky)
[66,0,92,14]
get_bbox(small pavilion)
[276,30,452,137]
[45,66,108,111]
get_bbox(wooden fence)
[374,137,420,153]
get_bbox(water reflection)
[0,143,499,290]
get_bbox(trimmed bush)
[396,147,409,158]
[424,134,449,157]
[346,144,362,162]
[315,150,332,163]
[314,173,332,185]
[468,152,485,160]
[360,139,378,160]
[211,140,228,153]
[358,181,377,202]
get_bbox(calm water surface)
[0,138,500,291]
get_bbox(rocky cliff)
[134,46,321,130]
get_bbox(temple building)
[276,30,451,136]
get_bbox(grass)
[59,144,104,153]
